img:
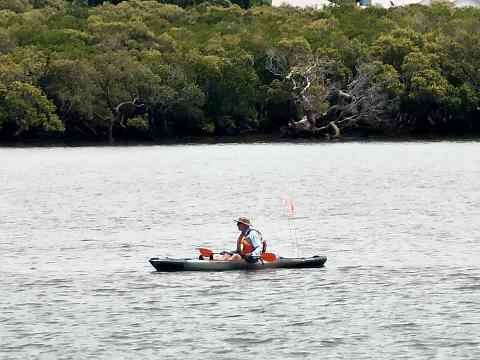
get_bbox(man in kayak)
[219,217,264,263]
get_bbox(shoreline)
[2,133,480,148]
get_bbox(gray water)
[1,141,480,359]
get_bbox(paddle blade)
[260,252,276,262]
[198,247,214,257]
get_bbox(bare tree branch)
[266,50,400,138]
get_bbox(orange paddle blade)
[260,252,276,262]
[198,247,214,257]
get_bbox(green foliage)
[371,28,423,70]
[328,0,356,7]
[408,68,452,104]
[0,0,31,13]
[374,63,403,98]
[0,28,17,53]
[43,56,100,121]
[0,81,63,135]
[127,114,149,131]
[0,0,479,140]
[0,10,21,28]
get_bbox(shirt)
[232,227,262,257]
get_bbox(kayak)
[149,255,327,272]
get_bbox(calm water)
[1,141,480,359]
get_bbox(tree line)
[0,0,479,142]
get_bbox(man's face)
[237,222,247,232]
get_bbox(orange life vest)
[236,228,266,256]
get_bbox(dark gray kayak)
[149,255,327,272]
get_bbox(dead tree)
[266,50,400,138]
[95,96,146,143]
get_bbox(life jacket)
[237,228,267,256]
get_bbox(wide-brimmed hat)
[234,217,251,226]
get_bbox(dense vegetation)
[0,0,479,142]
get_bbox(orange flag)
[283,197,296,216]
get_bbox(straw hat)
[234,217,251,226]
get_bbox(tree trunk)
[108,119,114,144]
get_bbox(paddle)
[198,247,276,262]
[258,252,277,262]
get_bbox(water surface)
[1,141,479,359]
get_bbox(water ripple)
[2,142,480,359]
